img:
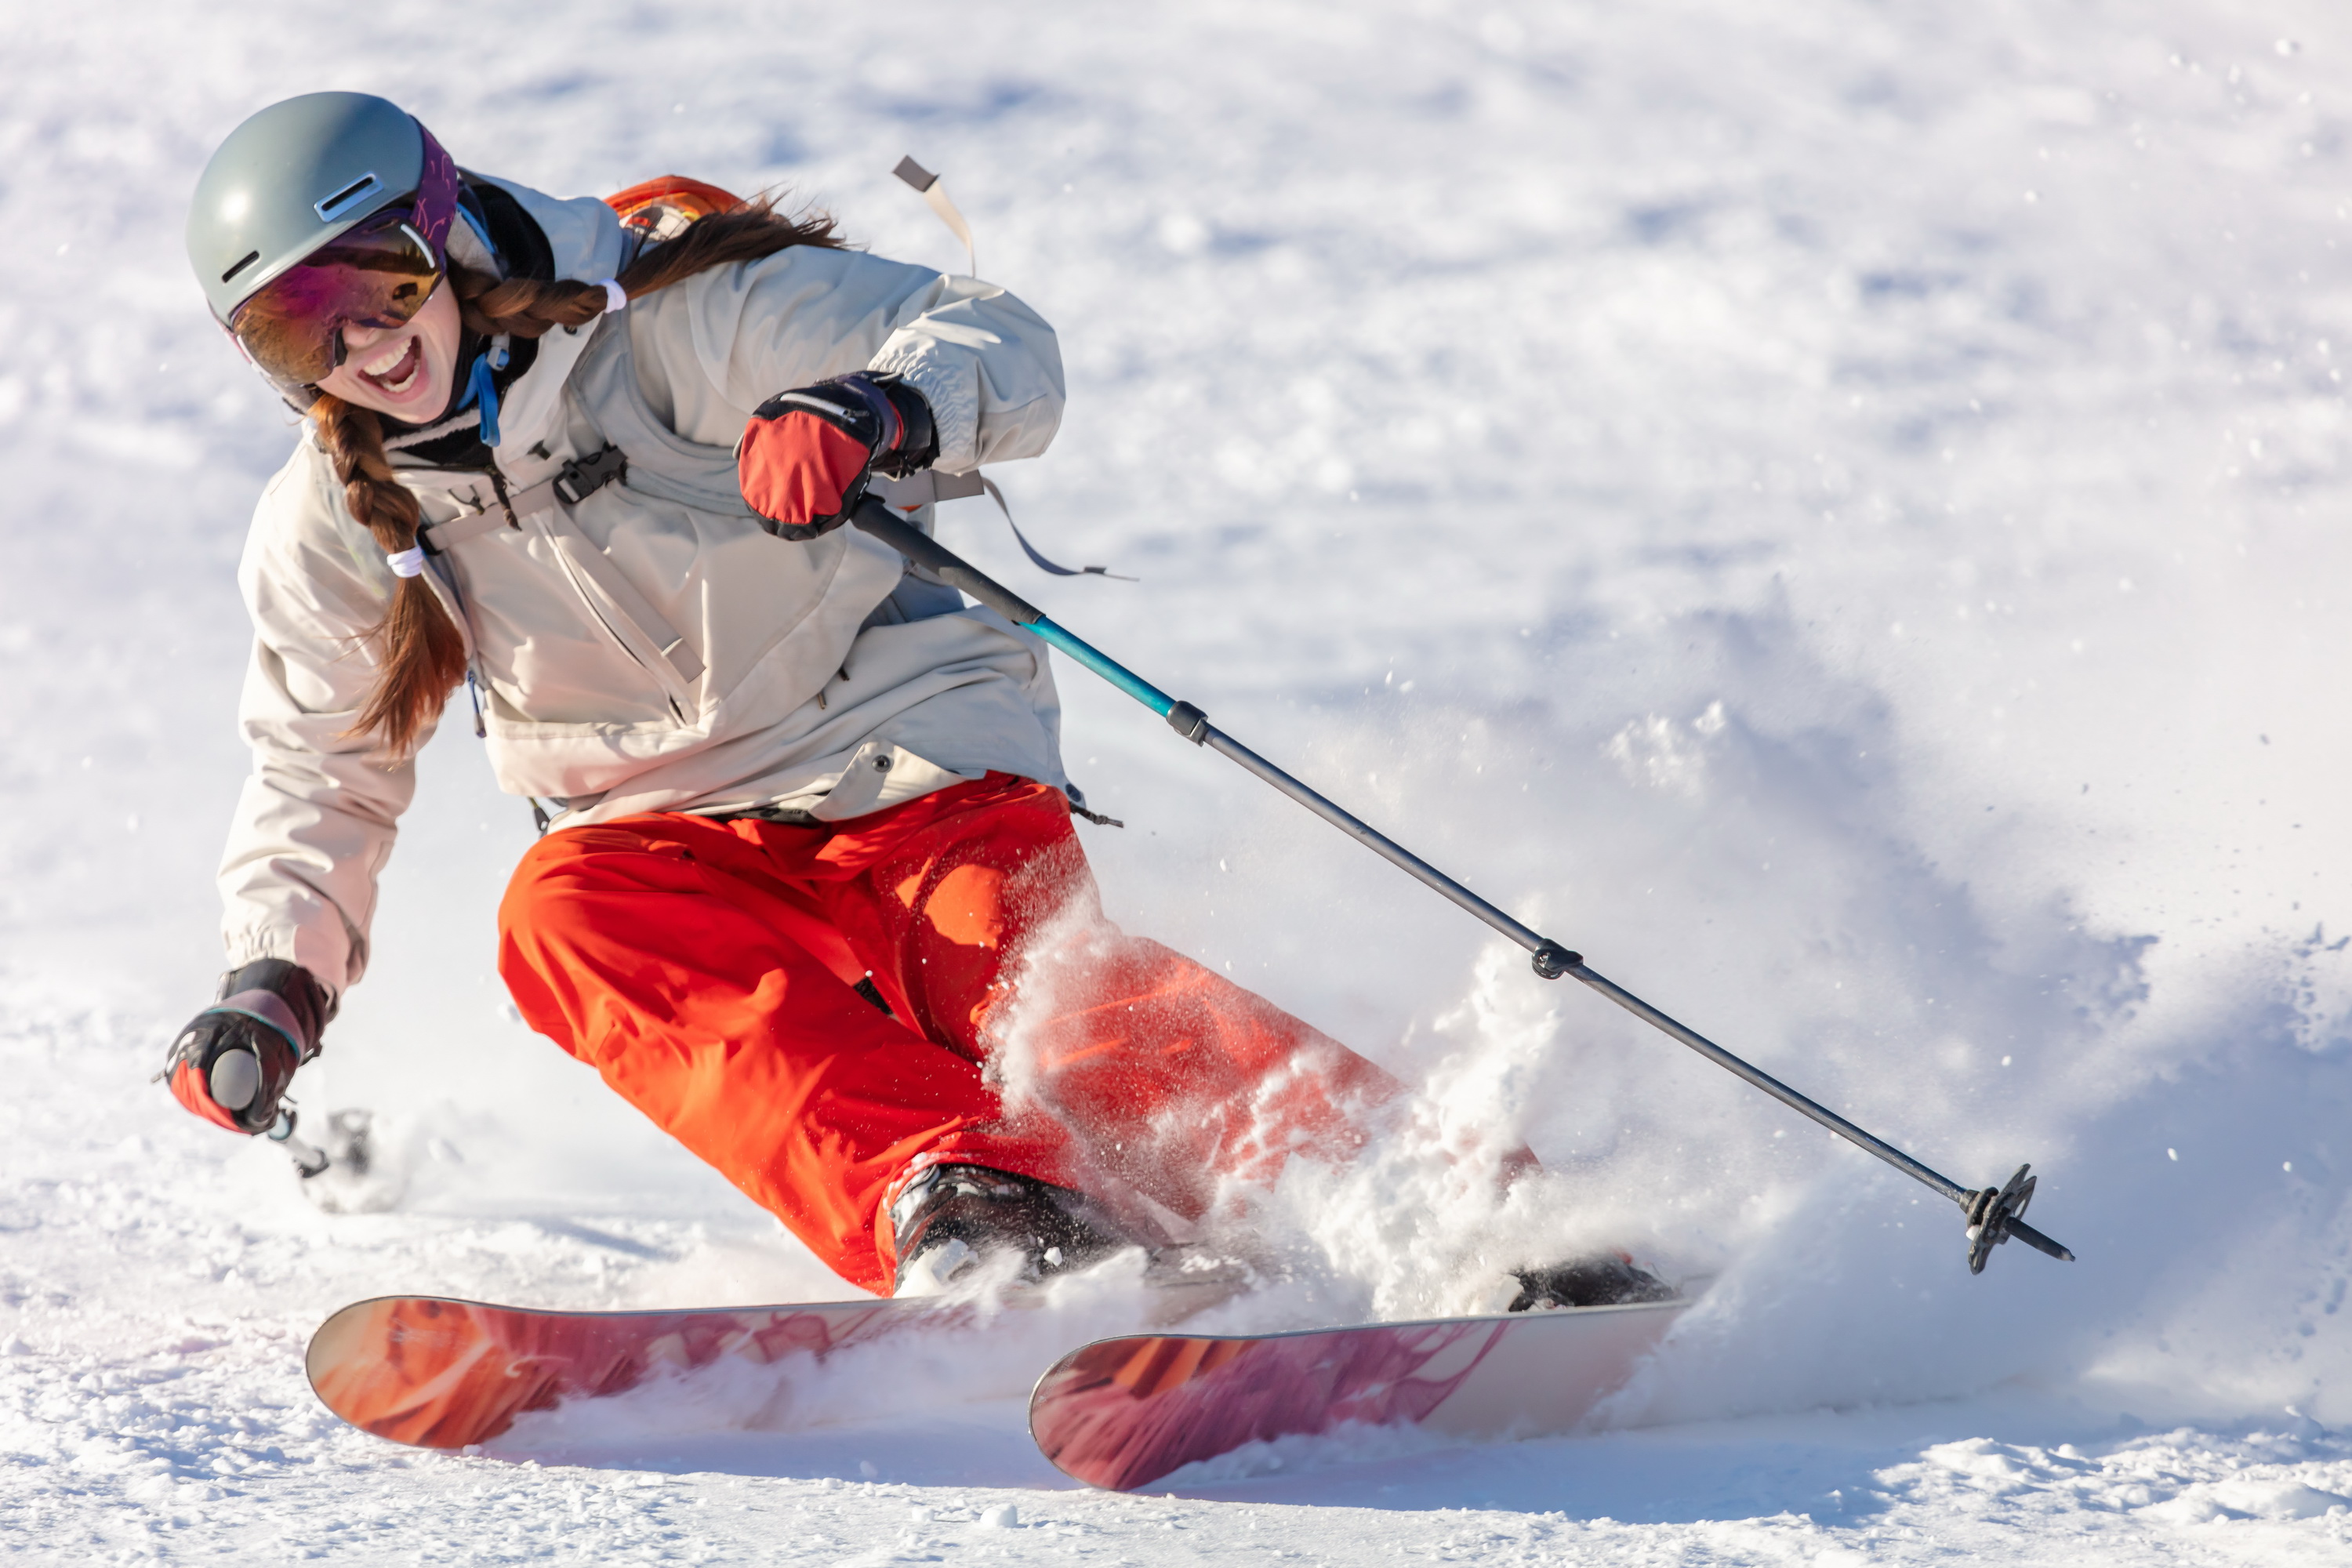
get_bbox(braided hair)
[310,198,844,757]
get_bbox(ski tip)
[307,1296,564,1451]
[303,1298,376,1392]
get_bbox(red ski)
[306,1273,1243,1450]
[307,1294,942,1450]
[307,1286,1685,1488]
[1027,1298,1689,1491]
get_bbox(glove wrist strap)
[213,989,309,1062]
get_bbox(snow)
[5,0,2352,1560]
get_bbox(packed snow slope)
[5,0,2352,1561]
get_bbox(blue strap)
[462,351,503,448]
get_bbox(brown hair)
[312,197,845,757]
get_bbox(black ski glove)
[162,959,334,1135]
[736,371,938,540]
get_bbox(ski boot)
[1508,1251,1679,1312]
[889,1163,1137,1296]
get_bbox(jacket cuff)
[866,351,978,472]
[223,919,364,997]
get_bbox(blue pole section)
[1029,621,1177,718]
[845,500,2073,1270]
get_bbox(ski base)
[307,1269,1249,1451]
[1028,1297,1687,1491]
[307,1294,942,1450]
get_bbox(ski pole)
[268,1107,331,1178]
[851,500,2074,1274]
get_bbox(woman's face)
[315,279,462,422]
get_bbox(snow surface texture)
[4,0,2351,1560]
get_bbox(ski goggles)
[225,207,446,394]
[221,122,463,397]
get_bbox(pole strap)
[866,470,1134,580]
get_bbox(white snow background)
[2,0,2350,1561]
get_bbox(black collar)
[385,178,557,471]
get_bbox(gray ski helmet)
[187,92,425,325]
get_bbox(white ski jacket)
[220,178,1069,993]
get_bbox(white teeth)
[361,339,411,376]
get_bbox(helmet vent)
[314,172,383,223]
[221,250,262,285]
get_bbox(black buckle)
[553,445,628,506]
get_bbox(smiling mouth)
[358,336,425,397]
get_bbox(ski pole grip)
[852,497,1045,626]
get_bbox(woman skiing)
[165,92,1655,1308]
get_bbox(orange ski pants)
[498,774,1400,1294]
